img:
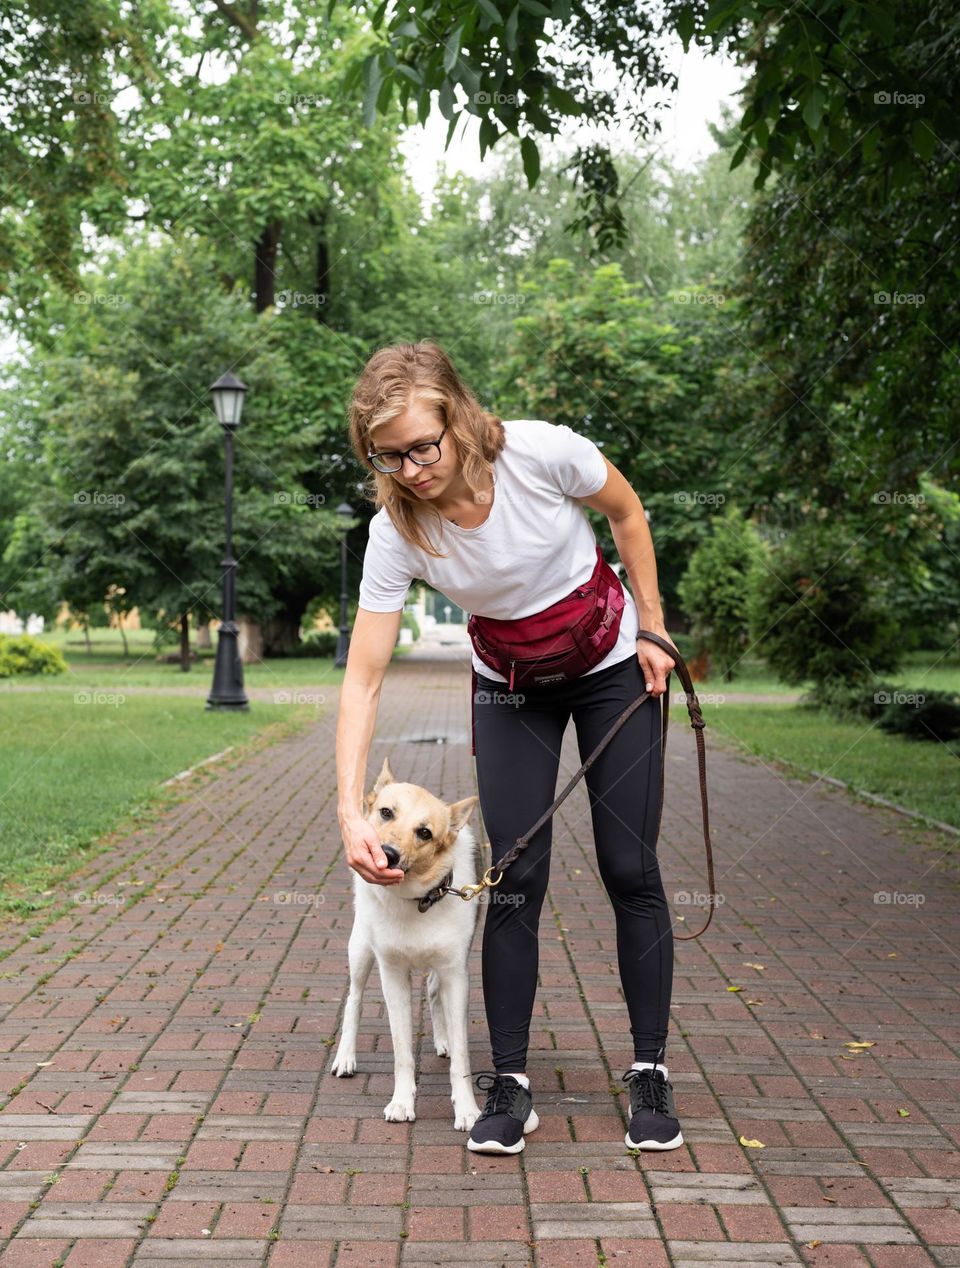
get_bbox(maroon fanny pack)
[467,544,626,753]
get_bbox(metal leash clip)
[454,865,504,900]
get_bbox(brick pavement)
[0,653,957,1266]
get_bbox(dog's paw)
[433,1037,450,1058]
[330,1051,357,1077]
[383,1098,416,1122]
[453,1101,481,1131]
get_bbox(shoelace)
[474,1071,525,1116]
[622,1067,670,1115]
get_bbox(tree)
[494,256,736,618]
[2,235,368,666]
[0,0,174,310]
[341,0,957,248]
[125,6,406,316]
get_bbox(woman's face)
[369,403,458,501]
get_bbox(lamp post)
[334,501,353,668]
[206,371,250,712]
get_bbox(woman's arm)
[576,457,677,695]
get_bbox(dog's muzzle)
[381,843,408,872]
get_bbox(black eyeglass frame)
[366,421,449,473]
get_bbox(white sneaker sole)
[467,1107,540,1154]
[624,1127,684,1151]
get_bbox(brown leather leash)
[443,630,717,940]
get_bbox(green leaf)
[704,2,739,36]
[478,114,499,158]
[520,134,540,184]
[476,0,501,21]
[863,4,896,42]
[802,86,826,134]
[504,4,519,50]
[443,23,463,73]
[418,85,432,125]
[361,54,383,128]
[911,118,936,162]
[676,5,696,52]
[729,138,750,170]
[438,78,456,121]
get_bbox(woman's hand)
[636,627,679,697]
[341,814,406,885]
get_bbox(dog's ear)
[366,756,397,807]
[447,794,479,835]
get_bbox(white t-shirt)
[357,417,640,682]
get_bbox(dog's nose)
[381,843,401,869]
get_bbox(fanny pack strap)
[468,630,717,941]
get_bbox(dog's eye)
[379,806,394,820]
[416,827,432,841]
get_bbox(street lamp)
[206,370,250,711]
[334,501,354,668]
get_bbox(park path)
[0,643,957,1267]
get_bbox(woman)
[336,341,682,1157]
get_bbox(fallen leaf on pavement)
[738,1136,765,1148]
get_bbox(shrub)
[0,634,68,678]
[676,504,766,681]
[401,610,420,641]
[746,523,900,702]
[874,687,960,744]
[295,629,339,657]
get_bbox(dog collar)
[414,869,455,913]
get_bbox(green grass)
[0,691,318,915]
[702,699,960,832]
[17,626,346,690]
[17,623,412,690]
[671,645,960,698]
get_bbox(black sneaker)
[467,1071,540,1154]
[622,1064,684,1151]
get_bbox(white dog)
[330,756,483,1131]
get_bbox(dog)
[330,756,484,1131]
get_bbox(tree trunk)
[308,208,330,324]
[261,611,303,657]
[118,612,129,658]
[180,611,191,672]
[83,618,91,654]
[254,219,282,312]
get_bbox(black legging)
[473,653,673,1072]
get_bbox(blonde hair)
[348,341,505,559]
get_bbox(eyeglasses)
[367,421,448,474]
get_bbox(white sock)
[501,1072,530,1089]
[631,1060,668,1079]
